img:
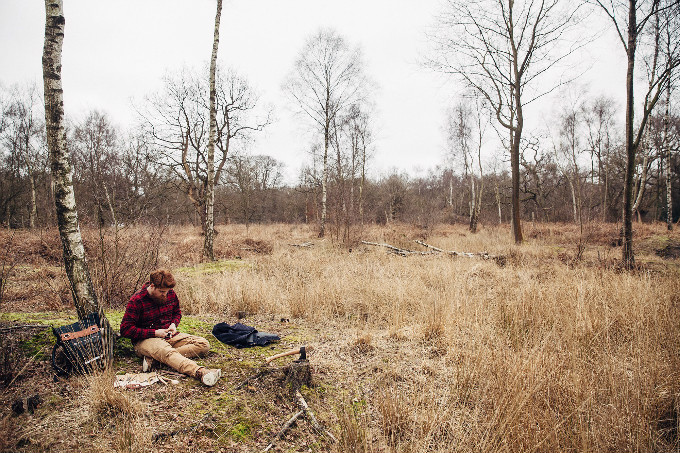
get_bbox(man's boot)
[195,367,222,386]
[142,356,157,372]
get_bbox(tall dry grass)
[87,371,153,453]
[174,222,680,452]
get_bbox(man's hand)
[154,328,171,338]
[168,323,177,334]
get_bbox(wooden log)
[414,240,494,260]
[360,241,429,256]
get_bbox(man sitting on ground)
[120,269,221,386]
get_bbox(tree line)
[1,77,678,234]
[1,1,678,255]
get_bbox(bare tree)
[447,99,486,233]
[42,0,113,363]
[141,67,269,235]
[204,0,223,261]
[224,152,283,226]
[592,0,680,267]
[285,28,367,237]
[0,83,47,228]
[583,95,617,222]
[550,98,586,225]
[71,111,119,226]
[327,103,373,241]
[346,104,373,230]
[430,0,584,243]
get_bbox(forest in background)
[1,81,679,237]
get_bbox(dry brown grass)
[171,221,680,452]
[1,221,679,452]
[87,371,153,453]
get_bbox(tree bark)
[632,153,649,222]
[320,121,329,238]
[42,0,113,363]
[621,0,638,268]
[511,122,523,243]
[495,182,502,224]
[664,83,673,230]
[203,0,222,261]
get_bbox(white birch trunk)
[28,172,37,229]
[203,0,222,261]
[632,154,649,222]
[664,85,673,230]
[320,123,329,238]
[359,138,365,226]
[495,182,502,224]
[42,0,112,364]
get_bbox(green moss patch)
[176,260,250,276]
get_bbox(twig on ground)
[233,366,282,390]
[5,346,47,390]
[262,409,304,452]
[0,325,50,333]
[296,390,338,443]
[158,370,187,378]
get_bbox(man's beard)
[149,293,167,303]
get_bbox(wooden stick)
[295,390,338,443]
[414,240,493,259]
[0,324,50,333]
[265,346,313,364]
[6,347,45,389]
[360,241,430,256]
[262,409,304,452]
[233,367,281,390]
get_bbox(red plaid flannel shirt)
[120,282,182,342]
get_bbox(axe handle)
[266,347,301,364]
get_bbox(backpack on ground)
[51,312,106,377]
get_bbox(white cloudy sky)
[0,0,626,183]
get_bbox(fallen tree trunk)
[414,240,491,259]
[360,241,431,256]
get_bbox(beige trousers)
[134,333,210,377]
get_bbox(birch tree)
[447,100,485,233]
[42,0,113,363]
[663,85,673,230]
[592,0,680,267]
[430,0,583,243]
[142,67,269,236]
[285,28,367,237]
[204,0,222,261]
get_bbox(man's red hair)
[149,269,176,289]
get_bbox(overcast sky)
[0,0,626,184]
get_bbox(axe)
[265,345,313,365]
